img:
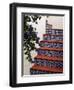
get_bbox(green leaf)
[35,22,38,24]
[23,14,41,63]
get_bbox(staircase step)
[43,34,63,36]
[43,34,63,41]
[40,40,63,48]
[34,55,63,61]
[37,47,63,51]
[40,40,63,43]
[46,29,63,35]
[36,48,63,57]
[46,29,63,31]
[30,64,63,73]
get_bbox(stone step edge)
[36,47,63,51]
[40,40,63,43]
[43,34,63,36]
[46,29,63,31]
[30,64,63,73]
[34,55,63,61]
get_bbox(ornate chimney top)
[46,20,48,24]
[46,20,52,30]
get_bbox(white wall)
[0,0,74,89]
[48,16,64,29]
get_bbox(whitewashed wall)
[48,16,64,29]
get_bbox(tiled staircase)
[30,20,63,75]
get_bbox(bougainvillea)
[23,15,41,62]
